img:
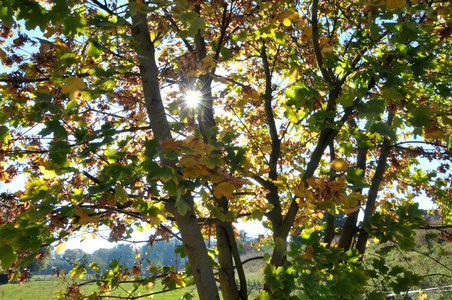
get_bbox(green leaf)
[40,119,68,140]
[357,99,385,116]
[367,291,386,300]
[337,92,355,107]
[346,168,370,189]
[175,187,189,215]
[115,184,128,202]
[16,1,48,31]
[0,125,10,143]
[0,4,14,28]
[0,244,17,269]
[408,106,431,127]
[87,41,103,57]
[48,140,71,168]
[369,121,396,140]
[341,249,361,262]
[188,17,205,37]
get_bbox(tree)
[0,0,451,299]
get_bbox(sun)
[184,90,202,108]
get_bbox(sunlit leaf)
[55,242,66,254]
[61,77,87,100]
[213,181,235,199]
[330,158,349,172]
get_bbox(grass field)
[0,251,266,300]
[0,276,198,300]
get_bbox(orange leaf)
[130,266,141,275]
[303,245,314,260]
[169,272,184,285]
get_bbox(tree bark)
[130,6,220,299]
[356,112,394,256]
[338,139,368,251]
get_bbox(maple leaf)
[214,181,235,199]
[303,245,315,260]
[74,208,99,225]
[61,77,86,100]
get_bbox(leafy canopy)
[0,0,452,299]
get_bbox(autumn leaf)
[214,181,235,199]
[303,245,315,260]
[61,77,86,100]
[55,242,66,254]
[169,272,184,285]
[39,166,56,179]
[424,127,445,140]
[130,266,141,275]
[330,158,349,172]
[74,208,99,225]
[275,8,299,26]
[0,48,7,61]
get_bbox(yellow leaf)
[276,8,299,26]
[214,181,235,199]
[177,156,197,168]
[136,111,147,126]
[261,144,272,153]
[61,77,86,100]
[201,55,216,70]
[182,166,209,179]
[288,68,299,83]
[330,158,349,172]
[257,165,271,175]
[75,208,99,226]
[146,281,155,290]
[39,166,56,179]
[55,242,66,254]
[425,127,444,140]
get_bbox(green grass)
[0,277,198,300]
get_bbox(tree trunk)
[130,6,220,299]
[356,112,394,256]
[338,143,368,251]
